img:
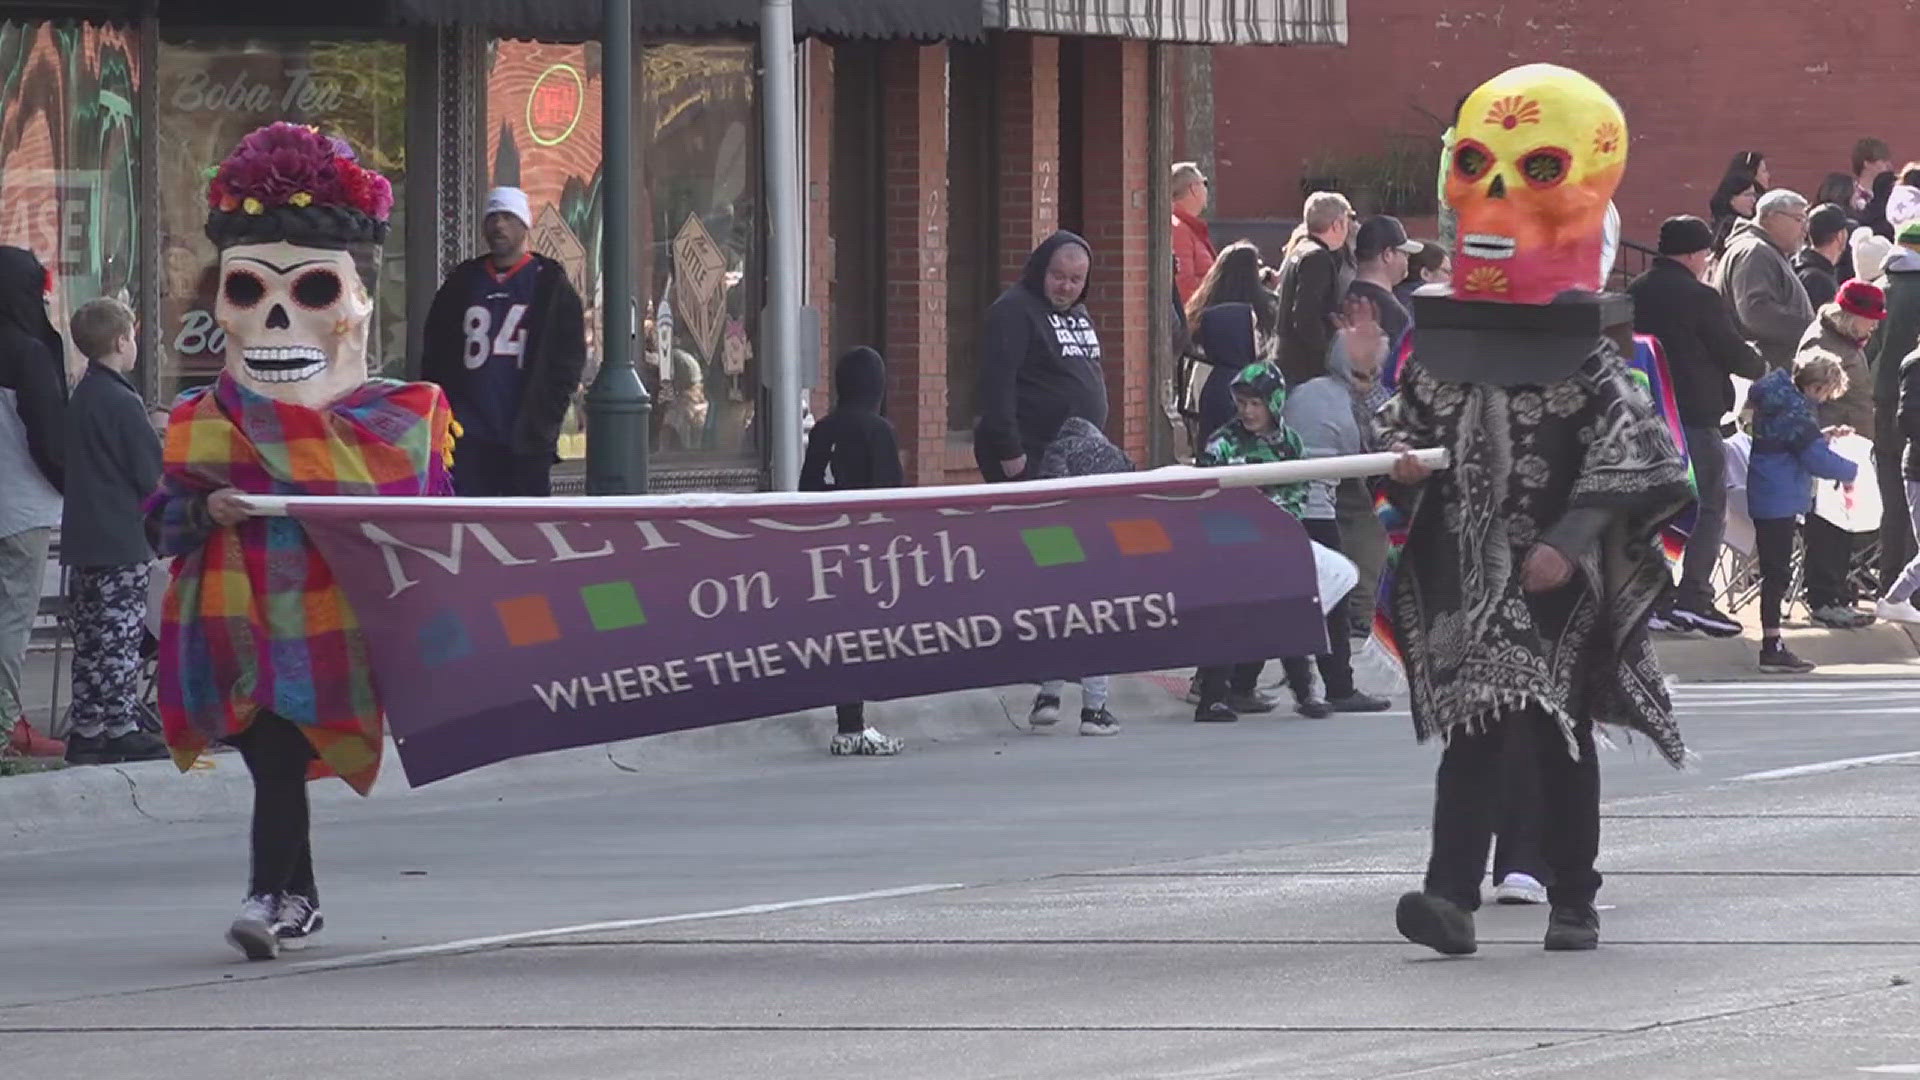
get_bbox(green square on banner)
[581,581,647,631]
[1023,526,1086,567]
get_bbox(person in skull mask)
[422,186,587,496]
[1380,65,1692,956]
[148,123,455,960]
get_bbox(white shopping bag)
[1311,540,1359,617]
[1812,433,1883,534]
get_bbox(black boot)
[1395,891,1477,955]
[1543,903,1600,951]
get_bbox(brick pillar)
[881,43,950,486]
[806,39,835,418]
[1079,38,1151,464]
[997,33,1060,288]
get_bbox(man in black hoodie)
[0,245,68,757]
[421,187,587,496]
[973,231,1108,482]
[801,347,905,756]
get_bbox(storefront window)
[154,35,406,402]
[486,40,604,461]
[0,21,141,385]
[640,41,760,464]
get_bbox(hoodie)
[1196,361,1308,519]
[973,232,1109,473]
[1036,416,1134,480]
[799,347,904,492]
[0,246,66,539]
[1746,368,1857,520]
[1193,303,1257,440]
[1283,334,1373,521]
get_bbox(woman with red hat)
[1793,277,1886,629]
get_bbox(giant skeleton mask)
[217,242,373,408]
[1448,64,1627,304]
[203,122,394,407]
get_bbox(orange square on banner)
[1109,519,1174,556]
[496,595,562,647]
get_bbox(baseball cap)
[1899,220,1920,246]
[1354,215,1423,259]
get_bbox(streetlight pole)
[585,0,650,494]
[760,0,803,490]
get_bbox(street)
[5,677,1920,1079]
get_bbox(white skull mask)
[216,241,373,408]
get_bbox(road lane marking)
[288,883,965,974]
[1735,751,1920,781]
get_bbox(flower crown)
[204,122,392,249]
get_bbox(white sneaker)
[1878,597,1920,625]
[226,894,281,960]
[830,728,903,756]
[1494,872,1548,905]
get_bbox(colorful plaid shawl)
[150,373,454,794]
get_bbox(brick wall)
[997,34,1061,288]
[1079,38,1152,464]
[806,39,835,418]
[880,42,951,486]
[1209,1,1910,246]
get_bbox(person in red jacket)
[1171,162,1216,305]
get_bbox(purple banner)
[291,477,1326,784]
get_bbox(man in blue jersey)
[423,187,587,496]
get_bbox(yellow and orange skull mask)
[1448,64,1627,304]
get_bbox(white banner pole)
[237,449,1449,518]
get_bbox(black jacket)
[421,253,587,458]
[973,231,1109,471]
[1870,250,1920,452]
[61,362,161,567]
[1898,348,1920,480]
[800,347,903,492]
[1627,257,1764,427]
[1275,236,1345,385]
[0,245,67,493]
[1792,248,1840,311]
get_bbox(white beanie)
[485,186,533,231]
[1852,226,1894,283]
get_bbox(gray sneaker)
[226,894,281,961]
[1028,693,1063,728]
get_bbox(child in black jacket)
[801,347,904,756]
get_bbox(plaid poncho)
[149,373,454,794]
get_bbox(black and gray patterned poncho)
[1374,344,1695,767]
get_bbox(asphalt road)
[6,678,1920,1079]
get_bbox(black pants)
[1754,517,1798,632]
[1196,661,1264,706]
[228,712,318,903]
[1876,421,1914,594]
[1424,707,1600,912]
[1801,515,1856,610]
[453,439,554,497]
[1279,519,1355,701]
[1491,703,1550,886]
[835,703,866,736]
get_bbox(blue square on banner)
[1202,513,1263,546]
[419,611,474,666]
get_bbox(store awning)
[985,0,1347,45]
